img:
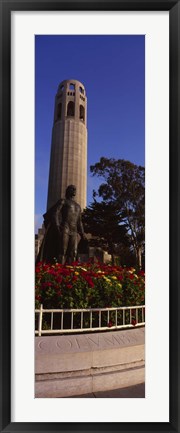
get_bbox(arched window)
[56,103,62,120]
[67,101,75,117]
[79,105,85,121]
[79,86,84,95]
[69,83,75,90]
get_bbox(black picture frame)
[0,0,179,432]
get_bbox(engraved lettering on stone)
[87,336,100,347]
[38,340,45,350]
[102,335,119,346]
[56,338,72,350]
[67,339,73,348]
[75,337,90,350]
[117,335,128,345]
[55,340,63,351]
[75,338,81,349]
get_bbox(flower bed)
[35,261,145,310]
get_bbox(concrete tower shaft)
[47,79,87,210]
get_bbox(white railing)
[35,305,145,336]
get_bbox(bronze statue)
[37,185,86,264]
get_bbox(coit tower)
[47,79,87,210]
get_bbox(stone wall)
[35,327,145,398]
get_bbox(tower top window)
[69,83,75,90]
[79,86,84,95]
[67,101,75,117]
[80,104,85,122]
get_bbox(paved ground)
[66,382,145,398]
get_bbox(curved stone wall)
[35,327,145,398]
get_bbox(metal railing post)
[38,304,43,337]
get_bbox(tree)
[82,200,129,265]
[90,157,145,268]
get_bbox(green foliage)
[82,201,129,264]
[89,157,145,267]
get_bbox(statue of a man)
[37,185,85,264]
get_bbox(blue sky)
[35,35,145,232]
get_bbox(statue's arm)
[43,200,64,232]
[77,207,85,238]
[52,200,64,230]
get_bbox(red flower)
[56,276,63,283]
[43,264,50,270]
[108,321,113,327]
[35,267,41,274]
[71,261,79,266]
[48,269,58,276]
[41,282,52,289]
[66,284,72,289]
[128,274,135,280]
[62,269,71,276]
[131,319,136,326]
[138,270,145,276]
[85,276,94,288]
[36,261,43,266]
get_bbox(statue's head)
[65,184,76,198]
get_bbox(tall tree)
[90,157,145,268]
[82,200,129,265]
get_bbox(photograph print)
[35,35,145,398]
